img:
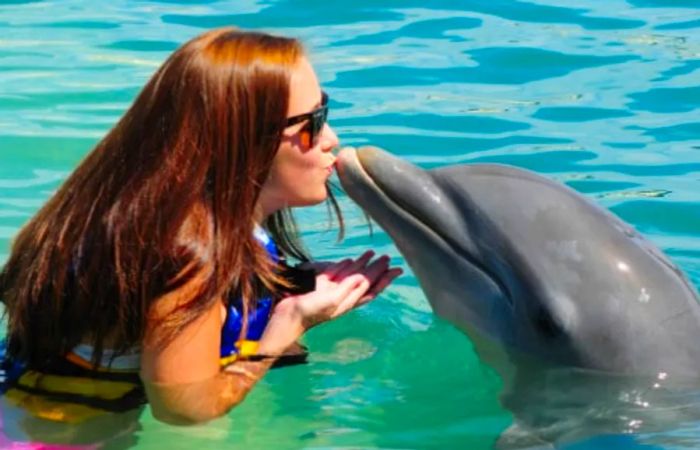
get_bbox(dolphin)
[337,145,700,376]
[336,145,700,447]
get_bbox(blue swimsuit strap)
[219,227,279,358]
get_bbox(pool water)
[0,0,699,448]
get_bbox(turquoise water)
[0,0,699,448]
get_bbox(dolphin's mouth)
[337,147,513,306]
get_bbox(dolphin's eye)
[534,309,561,338]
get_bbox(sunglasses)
[284,91,329,148]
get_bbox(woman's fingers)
[359,267,403,304]
[292,252,402,325]
[333,250,374,280]
[320,258,353,280]
[316,251,388,284]
[362,255,390,283]
[330,259,401,317]
[331,274,373,317]
[334,272,371,300]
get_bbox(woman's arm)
[140,286,277,425]
[141,251,401,425]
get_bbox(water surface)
[1,0,699,448]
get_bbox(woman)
[0,27,401,428]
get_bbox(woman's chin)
[299,191,329,207]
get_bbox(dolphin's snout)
[337,146,387,184]
[336,146,359,178]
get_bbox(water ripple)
[334,112,530,134]
[626,0,700,8]
[333,17,482,46]
[322,0,645,29]
[162,6,404,29]
[656,19,700,30]
[31,21,121,29]
[612,200,700,235]
[533,106,634,122]
[342,133,572,162]
[628,86,700,113]
[331,48,639,87]
[654,60,700,82]
[102,40,179,52]
[634,122,700,142]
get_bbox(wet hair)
[0,27,343,368]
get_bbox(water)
[0,0,699,448]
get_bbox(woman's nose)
[319,123,339,152]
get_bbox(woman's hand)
[292,250,402,328]
[257,251,402,355]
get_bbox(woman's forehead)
[287,57,322,116]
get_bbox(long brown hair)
[0,28,342,368]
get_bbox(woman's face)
[258,56,339,219]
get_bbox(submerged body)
[336,145,700,447]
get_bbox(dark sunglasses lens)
[303,107,327,147]
[289,96,329,148]
[313,108,327,137]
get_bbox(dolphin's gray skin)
[336,145,700,447]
